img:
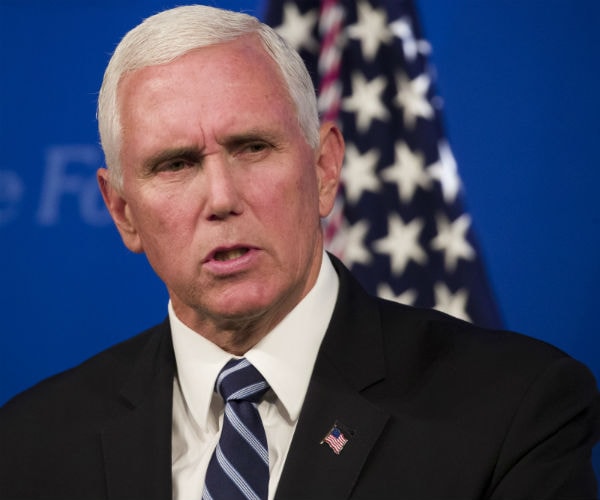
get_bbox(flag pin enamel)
[320,421,353,455]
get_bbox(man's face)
[99,36,342,346]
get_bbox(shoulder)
[377,294,576,380]
[0,321,173,497]
[374,296,599,428]
[0,320,171,423]
[330,252,589,389]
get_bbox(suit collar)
[319,254,386,390]
[100,321,175,500]
[275,256,390,499]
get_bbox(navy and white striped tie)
[203,358,270,500]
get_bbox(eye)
[155,158,195,173]
[144,148,203,177]
[165,159,189,171]
[235,141,274,161]
[245,142,269,153]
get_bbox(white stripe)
[216,359,250,389]
[224,404,269,465]
[202,487,214,500]
[215,445,261,500]
[319,3,344,32]
[230,380,268,400]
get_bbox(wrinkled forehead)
[115,37,305,160]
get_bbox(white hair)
[97,5,320,190]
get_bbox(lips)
[213,247,249,261]
[204,245,256,264]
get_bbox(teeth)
[214,248,247,261]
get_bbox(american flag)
[322,426,349,454]
[264,0,502,328]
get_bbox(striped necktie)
[203,358,270,500]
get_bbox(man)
[1,5,598,499]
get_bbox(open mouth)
[213,248,249,262]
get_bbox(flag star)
[342,219,373,268]
[428,140,462,204]
[266,0,500,329]
[373,213,427,275]
[430,213,476,272]
[342,72,390,132]
[342,143,382,204]
[381,141,432,203]
[394,72,434,128]
[389,17,431,61]
[433,282,472,322]
[377,283,418,306]
[275,3,319,53]
[346,0,393,61]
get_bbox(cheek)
[250,165,319,226]
[294,168,321,218]
[131,193,197,253]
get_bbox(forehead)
[118,36,293,120]
[115,36,302,159]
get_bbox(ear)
[315,122,344,217]
[97,168,144,253]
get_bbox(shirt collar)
[170,252,339,431]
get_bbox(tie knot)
[216,358,269,403]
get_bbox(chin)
[209,288,293,325]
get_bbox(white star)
[390,17,431,61]
[341,218,373,269]
[428,140,462,204]
[373,213,427,275]
[342,72,390,132]
[275,3,319,53]
[346,0,393,61]
[433,282,472,322]
[377,283,418,306]
[394,72,434,129]
[381,141,432,203]
[342,143,381,204]
[430,213,475,272]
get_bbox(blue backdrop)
[1,0,598,471]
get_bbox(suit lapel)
[276,256,390,499]
[100,322,175,500]
[275,361,389,499]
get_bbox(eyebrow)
[221,130,282,149]
[140,129,283,173]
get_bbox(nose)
[203,156,243,221]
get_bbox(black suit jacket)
[2,257,599,499]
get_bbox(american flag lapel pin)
[320,421,352,455]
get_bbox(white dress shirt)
[171,253,339,500]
